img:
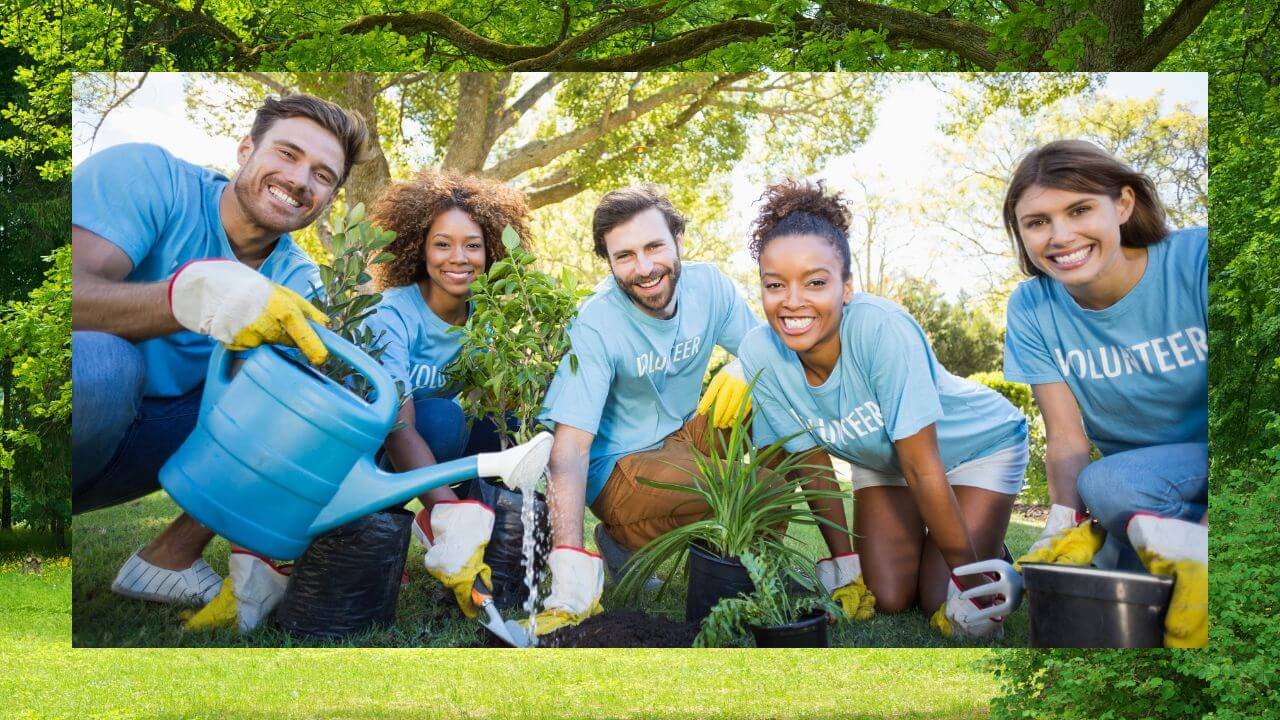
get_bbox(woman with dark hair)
[736,179,1029,640]
[363,169,530,618]
[1002,140,1207,647]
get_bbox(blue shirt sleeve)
[855,307,943,442]
[740,330,819,454]
[539,323,614,436]
[713,273,761,356]
[71,144,178,268]
[363,305,414,389]
[1003,283,1064,385]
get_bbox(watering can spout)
[307,432,554,537]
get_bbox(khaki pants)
[590,414,717,552]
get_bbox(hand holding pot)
[816,553,875,621]
[1015,504,1105,570]
[421,501,496,618]
[1126,514,1208,648]
[169,259,330,365]
[525,547,604,637]
[696,359,751,429]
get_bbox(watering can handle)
[201,321,398,422]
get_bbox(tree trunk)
[443,73,499,174]
[337,74,392,214]
[2,356,11,531]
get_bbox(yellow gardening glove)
[1127,514,1208,648]
[696,358,751,429]
[1015,504,1105,570]
[169,259,329,365]
[817,554,876,621]
[422,501,496,619]
[183,550,291,633]
[522,547,604,637]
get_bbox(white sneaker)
[110,550,222,606]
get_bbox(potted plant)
[614,389,849,623]
[695,546,842,648]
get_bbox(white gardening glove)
[1126,514,1208,648]
[930,573,1005,641]
[524,547,604,637]
[696,359,751,429]
[816,553,876,621]
[183,550,291,633]
[421,501,495,619]
[169,259,329,365]
[1015,503,1104,569]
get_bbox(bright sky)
[74,72,1206,298]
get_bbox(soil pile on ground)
[542,610,699,647]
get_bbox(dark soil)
[541,610,700,648]
[1014,502,1049,520]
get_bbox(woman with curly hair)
[735,179,1029,640]
[363,169,529,618]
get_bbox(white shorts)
[847,441,1029,496]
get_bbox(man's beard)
[616,256,682,317]
[232,162,317,235]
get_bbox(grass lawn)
[5,537,998,719]
[72,488,1041,650]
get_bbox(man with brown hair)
[530,184,758,635]
[71,93,368,607]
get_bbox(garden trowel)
[471,578,532,648]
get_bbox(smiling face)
[1013,184,1140,290]
[231,116,345,235]
[603,206,683,319]
[422,207,486,306]
[759,232,853,364]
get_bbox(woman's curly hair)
[369,169,531,291]
[748,178,852,280]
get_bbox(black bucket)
[685,542,754,623]
[749,610,829,648]
[276,508,413,640]
[467,480,550,610]
[1022,562,1173,648]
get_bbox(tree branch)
[490,73,567,143]
[501,1,681,72]
[556,19,777,71]
[135,0,252,64]
[483,75,718,180]
[243,72,292,95]
[820,0,1007,69]
[1117,0,1222,70]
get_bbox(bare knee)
[870,581,917,613]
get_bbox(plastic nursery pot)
[467,480,550,610]
[1022,562,1173,648]
[686,542,755,624]
[749,610,829,648]
[275,507,413,640]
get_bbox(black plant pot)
[685,542,754,623]
[467,480,550,610]
[749,610,829,648]
[276,507,413,640]
[1022,563,1172,648]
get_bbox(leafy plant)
[695,546,841,648]
[614,386,850,602]
[306,202,397,402]
[446,226,588,449]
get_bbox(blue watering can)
[159,323,552,560]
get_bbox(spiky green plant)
[614,378,850,602]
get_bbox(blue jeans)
[1077,442,1208,571]
[72,331,203,514]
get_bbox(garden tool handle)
[307,321,397,421]
[954,558,1023,622]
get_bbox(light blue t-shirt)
[739,294,1027,475]
[362,284,465,402]
[72,143,322,398]
[1003,227,1208,456]
[540,262,761,504]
